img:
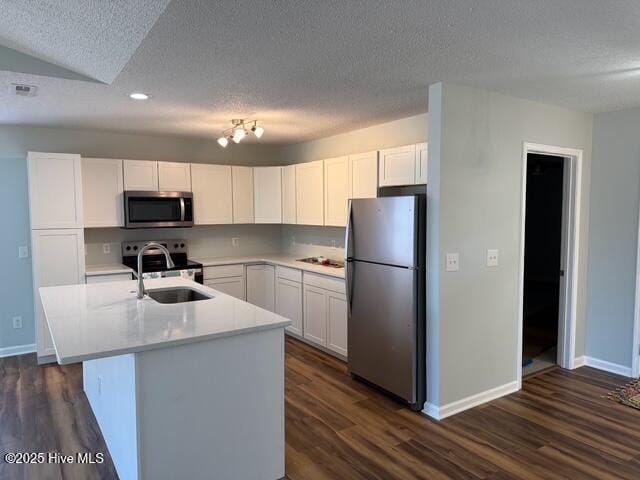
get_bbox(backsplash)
[281,225,345,260]
[84,224,282,265]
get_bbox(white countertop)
[193,254,346,279]
[39,277,290,365]
[85,264,134,276]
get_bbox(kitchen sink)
[147,287,213,304]
[297,257,345,268]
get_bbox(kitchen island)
[39,277,290,480]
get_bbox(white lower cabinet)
[303,285,327,346]
[86,273,132,284]
[276,277,303,336]
[32,229,85,362]
[302,272,348,357]
[205,277,246,300]
[246,264,275,312]
[203,264,246,300]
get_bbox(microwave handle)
[180,198,186,221]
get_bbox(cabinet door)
[32,229,85,361]
[28,152,83,229]
[295,160,324,225]
[415,142,428,185]
[246,264,275,312]
[205,277,246,300]
[123,160,158,191]
[232,166,254,224]
[191,164,233,224]
[276,278,303,336]
[324,156,349,227]
[86,273,132,284]
[158,162,192,191]
[349,151,378,199]
[378,144,416,187]
[281,165,297,224]
[303,284,327,346]
[327,290,348,357]
[82,158,124,228]
[254,167,282,223]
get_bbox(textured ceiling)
[1,0,640,143]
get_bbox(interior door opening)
[522,153,566,376]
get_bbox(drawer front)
[276,266,302,283]
[302,272,345,294]
[203,264,245,280]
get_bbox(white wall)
[427,83,593,408]
[585,107,640,369]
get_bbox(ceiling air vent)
[10,83,38,97]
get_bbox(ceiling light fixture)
[129,92,149,100]
[217,119,264,147]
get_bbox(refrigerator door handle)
[345,200,354,260]
[345,260,354,316]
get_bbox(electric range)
[121,240,203,284]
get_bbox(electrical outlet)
[18,246,29,258]
[331,239,337,248]
[232,237,239,247]
[12,316,23,329]
[445,253,459,272]
[102,243,111,255]
[291,235,296,245]
[487,249,499,267]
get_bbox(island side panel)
[135,327,285,480]
[83,354,140,480]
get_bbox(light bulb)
[252,126,264,138]
[217,137,228,148]
[233,127,246,143]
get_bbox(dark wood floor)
[2,338,639,479]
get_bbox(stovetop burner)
[121,240,202,273]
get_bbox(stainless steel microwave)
[124,191,194,229]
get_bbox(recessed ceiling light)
[129,92,149,100]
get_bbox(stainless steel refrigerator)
[345,195,426,411]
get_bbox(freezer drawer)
[347,260,417,403]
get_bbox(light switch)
[18,246,29,258]
[446,253,459,272]
[232,237,239,247]
[487,249,498,267]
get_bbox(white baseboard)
[582,356,633,378]
[0,343,36,359]
[573,355,586,368]
[423,380,519,420]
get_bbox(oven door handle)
[180,197,186,222]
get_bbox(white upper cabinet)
[349,151,378,199]
[82,158,124,228]
[28,152,83,229]
[232,166,254,224]
[295,160,324,225]
[378,144,417,187]
[158,161,192,191]
[253,167,282,224]
[415,142,428,185]
[123,160,158,191]
[190,164,233,225]
[281,165,297,225]
[323,156,349,227]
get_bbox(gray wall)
[0,158,34,349]
[585,108,640,368]
[278,113,428,164]
[427,83,593,407]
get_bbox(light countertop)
[193,254,345,279]
[39,277,290,365]
[85,264,134,276]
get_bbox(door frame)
[517,142,583,388]
[632,206,640,378]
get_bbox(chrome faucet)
[136,243,175,299]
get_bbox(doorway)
[522,154,564,376]
[518,142,583,385]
